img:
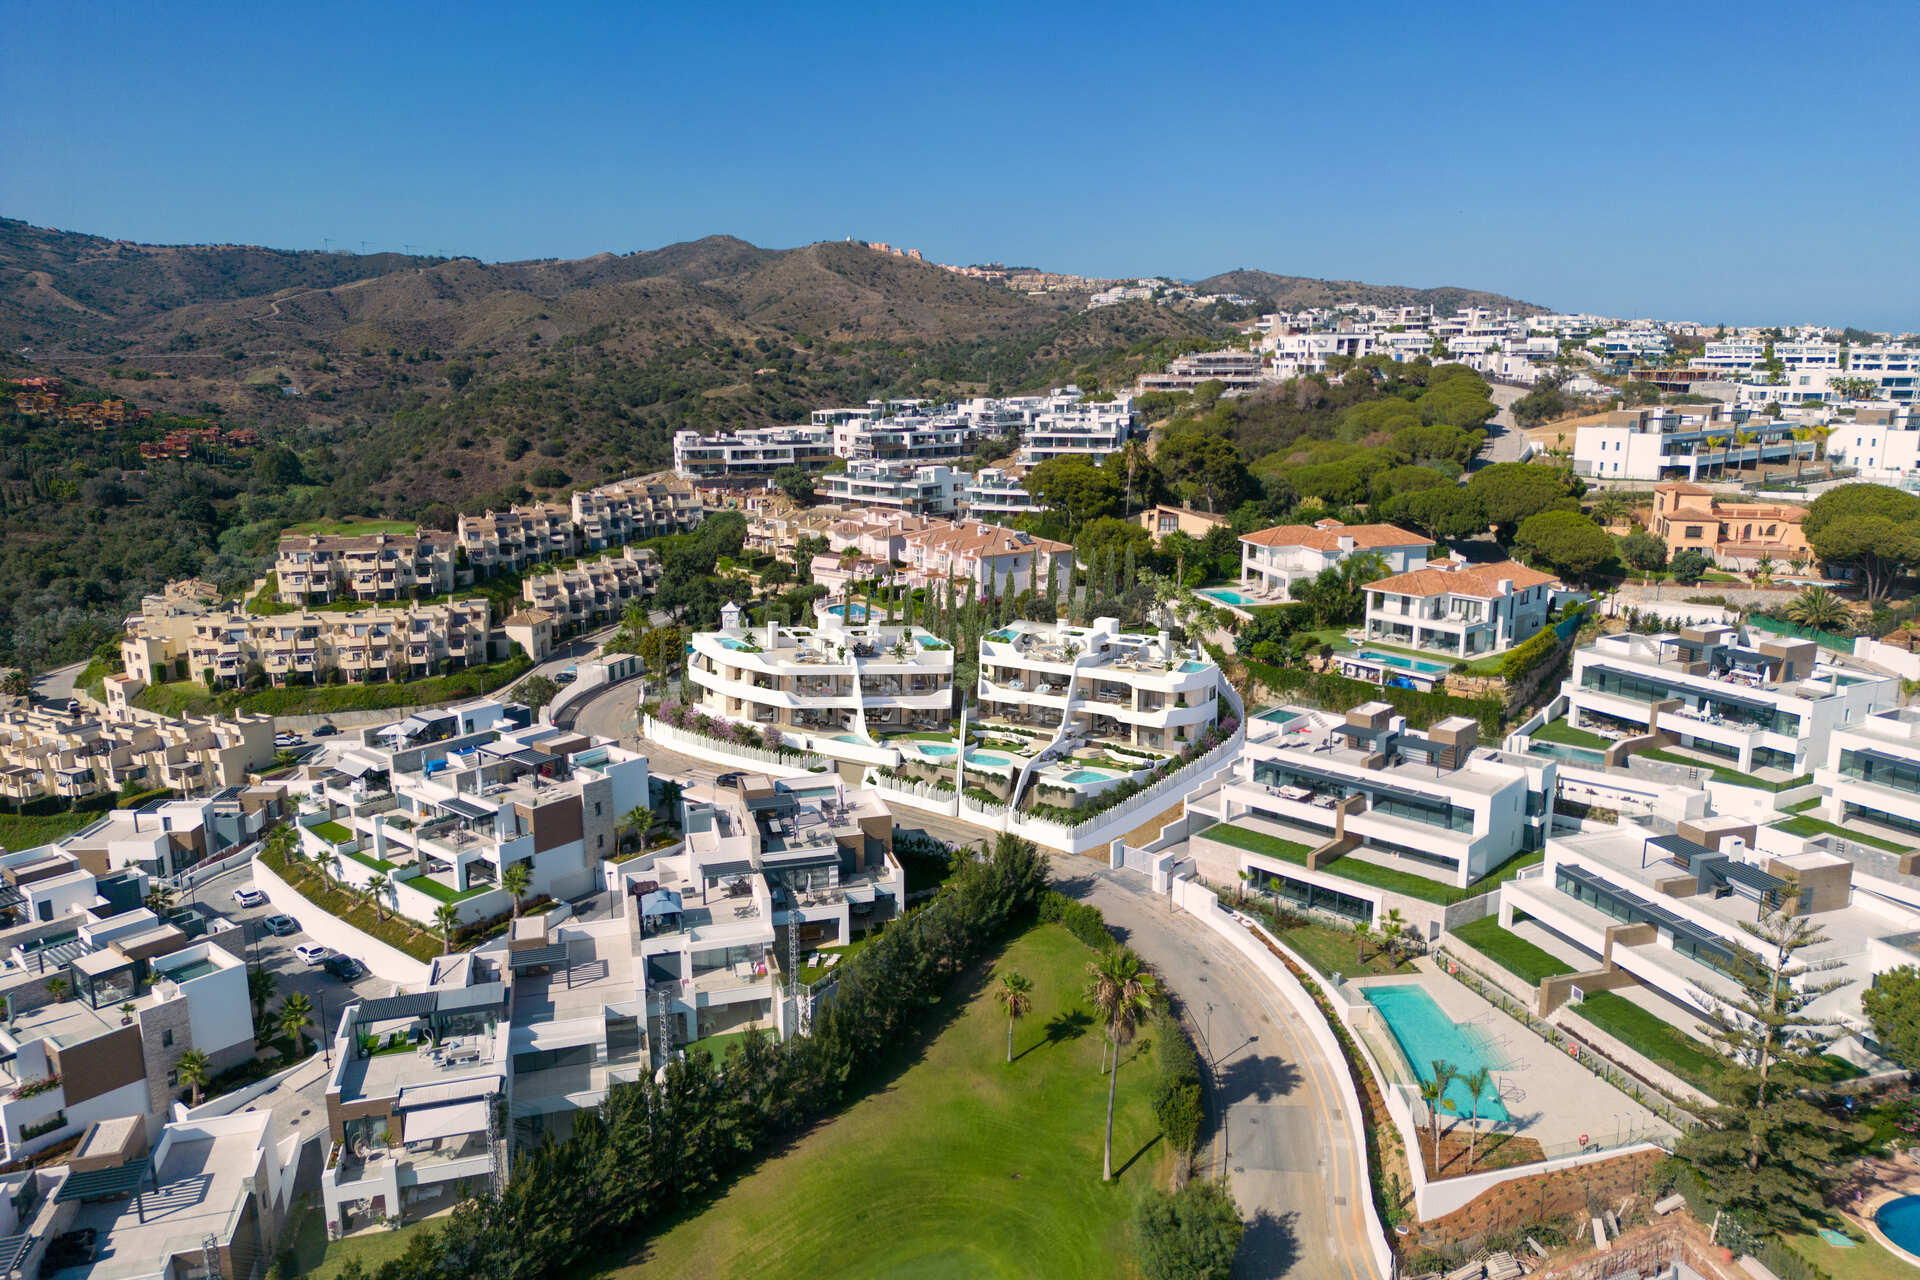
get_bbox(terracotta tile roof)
[1365,560,1560,599]
[504,609,554,626]
[1654,482,1715,496]
[906,521,1071,558]
[1239,520,1433,552]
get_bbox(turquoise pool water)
[915,744,1012,766]
[1526,740,1605,767]
[1362,985,1509,1123]
[714,636,754,651]
[1357,648,1450,675]
[1878,1195,1920,1253]
[917,743,958,757]
[1060,768,1115,784]
[826,603,869,621]
[1255,708,1299,725]
[163,957,222,982]
[1199,588,1255,607]
[832,734,868,744]
[986,629,1016,643]
[1179,660,1210,673]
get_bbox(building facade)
[274,532,457,605]
[1238,520,1433,597]
[1363,560,1567,658]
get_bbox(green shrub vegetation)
[1451,916,1573,987]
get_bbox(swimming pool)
[1255,708,1299,725]
[1877,1195,1920,1256]
[1199,588,1256,607]
[826,603,870,621]
[1526,740,1605,767]
[1362,985,1509,1123]
[915,744,1013,767]
[162,957,222,983]
[714,636,755,651]
[1356,648,1451,675]
[1179,660,1210,673]
[1060,768,1116,784]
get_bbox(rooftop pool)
[1255,708,1299,725]
[1362,984,1509,1123]
[1179,660,1210,673]
[825,603,870,621]
[1059,768,1117,784]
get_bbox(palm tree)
[46,977,69,1003]
[1380,908,1408,963]
[1785,586,1848,631]
[502,861,532,918]
[1428,1060,1459,1162]
[1593,493,1628,529]
[1416,1076,1444,1173]
[1461,1066,1492,1170]
[247,967,277,1030]
[279,993,313,1056]
[995,971,1034,1064]
[145,883,176,916]
[434,903,461,952]
[1735,429,1757,476]
[1084,947,1161,1181]
[1753,555,1775,587]
[366,873,390,922]
[176,1049,211,1106]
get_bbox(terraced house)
[518,547,659,636]
[571,473,703,546]
[120,598,498,691]
[0,706,274,805]
[1562,626,1898,780]
[455,502,575,576]
[899,521,1074,600]
[274,531,457,605]
[688,602,955,738]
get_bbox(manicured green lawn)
[0,810,96,851]
[399,873,489,903]
[1205,822,1471,904]
[282,1200,443,1279]
[1776,814,1913,853]
[343,848,402,872]
[1573,992,1719,1089]
[1635,748,1811,793]
[1452,917,1574,987]
[311,821,353,845]
[615,924,1158,1279]
[1467,850,1547,895]
[1532,717,1610,749]
[1783,1229,1914,1280]
[283,517,420,537]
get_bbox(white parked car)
[294,943,332,966]
[231,886,268,909]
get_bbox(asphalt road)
[1479,381,1531,465]
[1051,858,1385,1280]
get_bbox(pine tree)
[1677,880,1863,1234]
[1124,543,1137,592]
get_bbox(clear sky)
[5,1,1917,329]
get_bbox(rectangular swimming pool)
[1356,648,1451,675]
[1362,984,1509,1122]
[1198,588,1256,607]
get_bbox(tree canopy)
[1864,966,1920,1073]
[1514,509,1614,580]
[1802,484,1920,602]
[1025,457,1120,532]
[1465,462,1582,539]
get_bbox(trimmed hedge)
[1037,889,1114,951]
[1235,651,1503,737]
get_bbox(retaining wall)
[250,853,436,986]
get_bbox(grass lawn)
[1205,822,1472,905]
[685,1030,752,1062]
[398,873,489,903]
[1466,850,1547,895]
[0,810,96,850]
[615,923,1158,1279]
[282,1200,443,1279]
[1532,717,1610,749]
[1776,814,1913,853]
[1451,917,1574,987]
[1572,992,1719,1089]
[1783,1229,1914,1280]
[283,517,420,537]
[311,821,353,845]
[1636,748,1811,793]
[343,848,402,873]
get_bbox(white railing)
[642,715,830,774]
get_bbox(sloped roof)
[1240,520,1433,552]
[1365,560,1560,599]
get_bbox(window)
[597,834,605,849]
[162,1029,174,1047]
[594,802,602,816]
[167,1069,178,1087]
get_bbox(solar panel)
[355,992,437,1024]
[440,797,492,821]
[56,1162,146,1201]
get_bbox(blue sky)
[4,1,1917,328]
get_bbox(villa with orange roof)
[1363,559,1572,658]
[900,521,1074,600]
[1647,482,1810,570]
[1237,520,1434,599]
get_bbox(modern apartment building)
[815,461,964,515]
[976,617,1226,751]
[1572,405,1815,481]
[0,846,254,1162]
[1826,405,1920,483]
[121,598,499,692]
[59,786,287,879]
[1015,399,1138,466]
[899,521,1074,600]
[1238,520,1433,597]
[5,1111,296,1280]
[1363,559,1566,658]
[1813,707,1920,851]
[959,466,1046,521]
[688,604,955,738]
[292,705,649,923]
[455,502,576,576]
[1646,483,1810,568]
[274,532,457,605]
[1136,350,1267,394]
[0,706,275,806]
[672,425,835,486]
[1562,626,1898,778]
[1194,704,1555,902]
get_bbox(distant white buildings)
[1571,404,1815,481]
[1823,406,1920,483]
[673,425,837,486]
[1014,397,1138,466]
[816,461,964,515]
[960,465,1046,521]
[1136,350,1267,394]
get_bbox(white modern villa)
[1237,520,1434,597]
[1363,559,1570,658]
[687,601,956,739]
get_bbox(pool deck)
[1349,963,1676,1156]
[1840,1152,1920,1266]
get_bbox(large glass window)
[1841,749,1920,796]
[1247,867,1373,924]
[1843,801,1920,838]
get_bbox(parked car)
[554,668,577,685]
[260,914,299,937]
[273,732,303,747]
[294,943,332,966]
[311,724,339,737]
[323,955,364,982]
[231,886,268,909]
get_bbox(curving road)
[1051,859,1386,1280]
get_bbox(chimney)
[1337,536,1356,553]
[1497,578,1514,596]
[1724,836,1749,864]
